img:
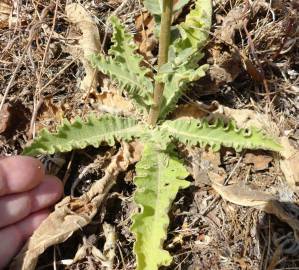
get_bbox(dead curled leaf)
[0,101,30,138]
[208,6,244,87]
[244,152,273,171]
[0,103,10,133]
[0,0,11,28]
[210,4,264,86]
[215,6,244,44]
[65,3,101,95]
[211,181,276,208]
[211,181,299,241]
[70,223,115,269]
[94,91,135,116]
[279,137,299,190]
[170,102,219,119]
[10,142,142,270]
[134,11,156,61]
[215,105,280,137]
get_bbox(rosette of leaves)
[23,2,282,269]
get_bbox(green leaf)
[161,118,282,152]
[143,0,191,38]
[23,115,144,156]
[143,0,162,15]
[158,0,212,120]
[131,142,190,270]
[90,16,153,113]
[143,0,190,15]
[158,57,209,119]
[173,0,212,55]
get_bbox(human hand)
[0,156,63,269]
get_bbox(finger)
[16,209,50,240]
[0,175,62,228]
[30,175,63,212]
[0,209,50,269]
[0,156,45,196]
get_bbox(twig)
[28,97,44,139]
[62,151,75,187]
[39,59,76,93]
[223,153,244,185]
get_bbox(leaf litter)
[0,0,299,269]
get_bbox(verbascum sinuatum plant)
[23,1,282,269]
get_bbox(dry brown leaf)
[10,142,142,270]
[134,11,156,61]
[244,152,273,171]
[209,6,244,86]
[70,223,115,269]
[0,101,30,138]
[212,181,275,207]
[215,6,244,44]
[242,58,264,83]
[280,137,299,190]
[171,102,218,119]
[209,49,242,85]
[35,99,65,132]
[65,3,101,95]
[215,106,280,137]
[95,91,135,116]
[0,0,11,28]
[211,180,299,240]
[0,103,10,133]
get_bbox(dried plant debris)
[134,11,156,62]
[280,137,299,191]
[68,223,116,269]
[0,0,11,28]
[0,101,30,138]
[244,152,273,171]
[65,3,101,96]
[0,103,10,134]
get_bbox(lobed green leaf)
[161,118,282,152]
[23,115,144,156]
[131,142,189,270]
[90,16,153,114]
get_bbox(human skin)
[0,156,63,269]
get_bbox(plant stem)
[148,0,173,126]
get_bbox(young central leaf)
[131,142,189,270]
[158,0,212,120]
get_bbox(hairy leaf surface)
[131,143,189,270]
[23,115,144,155]
[90,16,153,113]
[161,118,282,152]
